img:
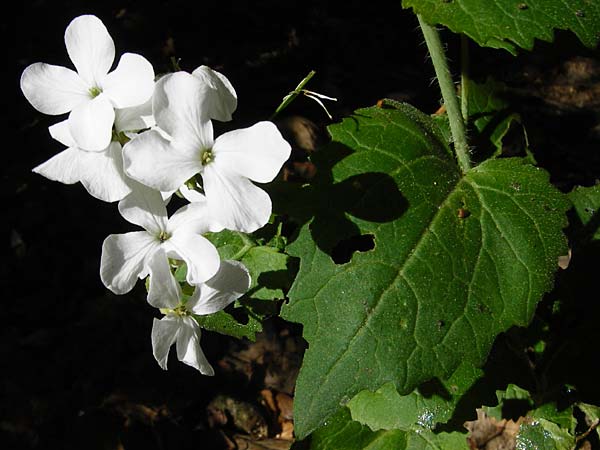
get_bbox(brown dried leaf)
[464,409,522,450]
[232,434,293,450]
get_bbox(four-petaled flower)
[100,186,222,294]
[20,15,155,151]
[147,249,251,374]
[123,71,291,233]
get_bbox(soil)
[7,1,600,449]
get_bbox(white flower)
[123,71,291,233]
[32,101,154,202]
[100,186,221,294]
[147,249,251,374]
[20,15,155,151]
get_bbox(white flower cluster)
[20,15,291,375]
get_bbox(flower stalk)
[417,15,471,173]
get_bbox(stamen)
[89,86,103,98]
[201,149,214,166]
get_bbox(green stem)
[417,16,471,173]
[460,34,469,124]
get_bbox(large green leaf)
[281,104,569,438]
[403,0,600,54]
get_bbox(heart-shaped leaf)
[282,104,569,438]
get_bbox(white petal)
[68,95,115,151]
[118,184,168,234]
[49,120,77,147]
[122,129,202,192]
[151,316,180,370]
[20,63,89,115]
[213,121,291,183]
[191,65,237,122]
[203,166,272,233]
[177,317,214,375]
[32,147,82,184]
[32,143,131,202]
[102,53,155,108]
[188,260,250,315]
[163,232,220,285]
[152,72,214,149]
[100,231,158,294]
[114,99,154,133]
[64,15,115,86]
[167,201,223,236]
[77,142,132,202]
[147,248,182,309]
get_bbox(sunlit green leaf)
[282,104,569,437]
[348,362,482,431]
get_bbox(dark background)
[7,1,600,449]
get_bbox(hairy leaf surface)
[403,0,600,54]
[282,104,569,437]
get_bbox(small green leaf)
[348,362,482,431]
[282,104,569,438]
[466,78,527,158]
[403,0,600,54]
[194,310,262,341]
[569,184,600,241]
[308,408,407,450]
[307,408,468,450]
[577,403,600,439]
[185,229,295,340]
[532,404,576,434]
[483,384,534,420]
[516,419,575,450]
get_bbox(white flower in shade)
[32,100,154,202]
[20,15,155,151]
[100,186,221,294]
[123,71,291,233]
[147,249,251,374]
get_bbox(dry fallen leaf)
[233,435,293,450]
[464,409,522,450]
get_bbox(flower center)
[158,231,171,242]
[159,304,190,317]
[89,86,103,98]
[200,148,214,166]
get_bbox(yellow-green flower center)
[89,86,103,98]
[200,148,214,166]
[159,304,189,317]
[158,231,171,242]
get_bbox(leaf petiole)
[418,15,471,173]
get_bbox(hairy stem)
[460,34,469,123]
[418,16,471,173]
